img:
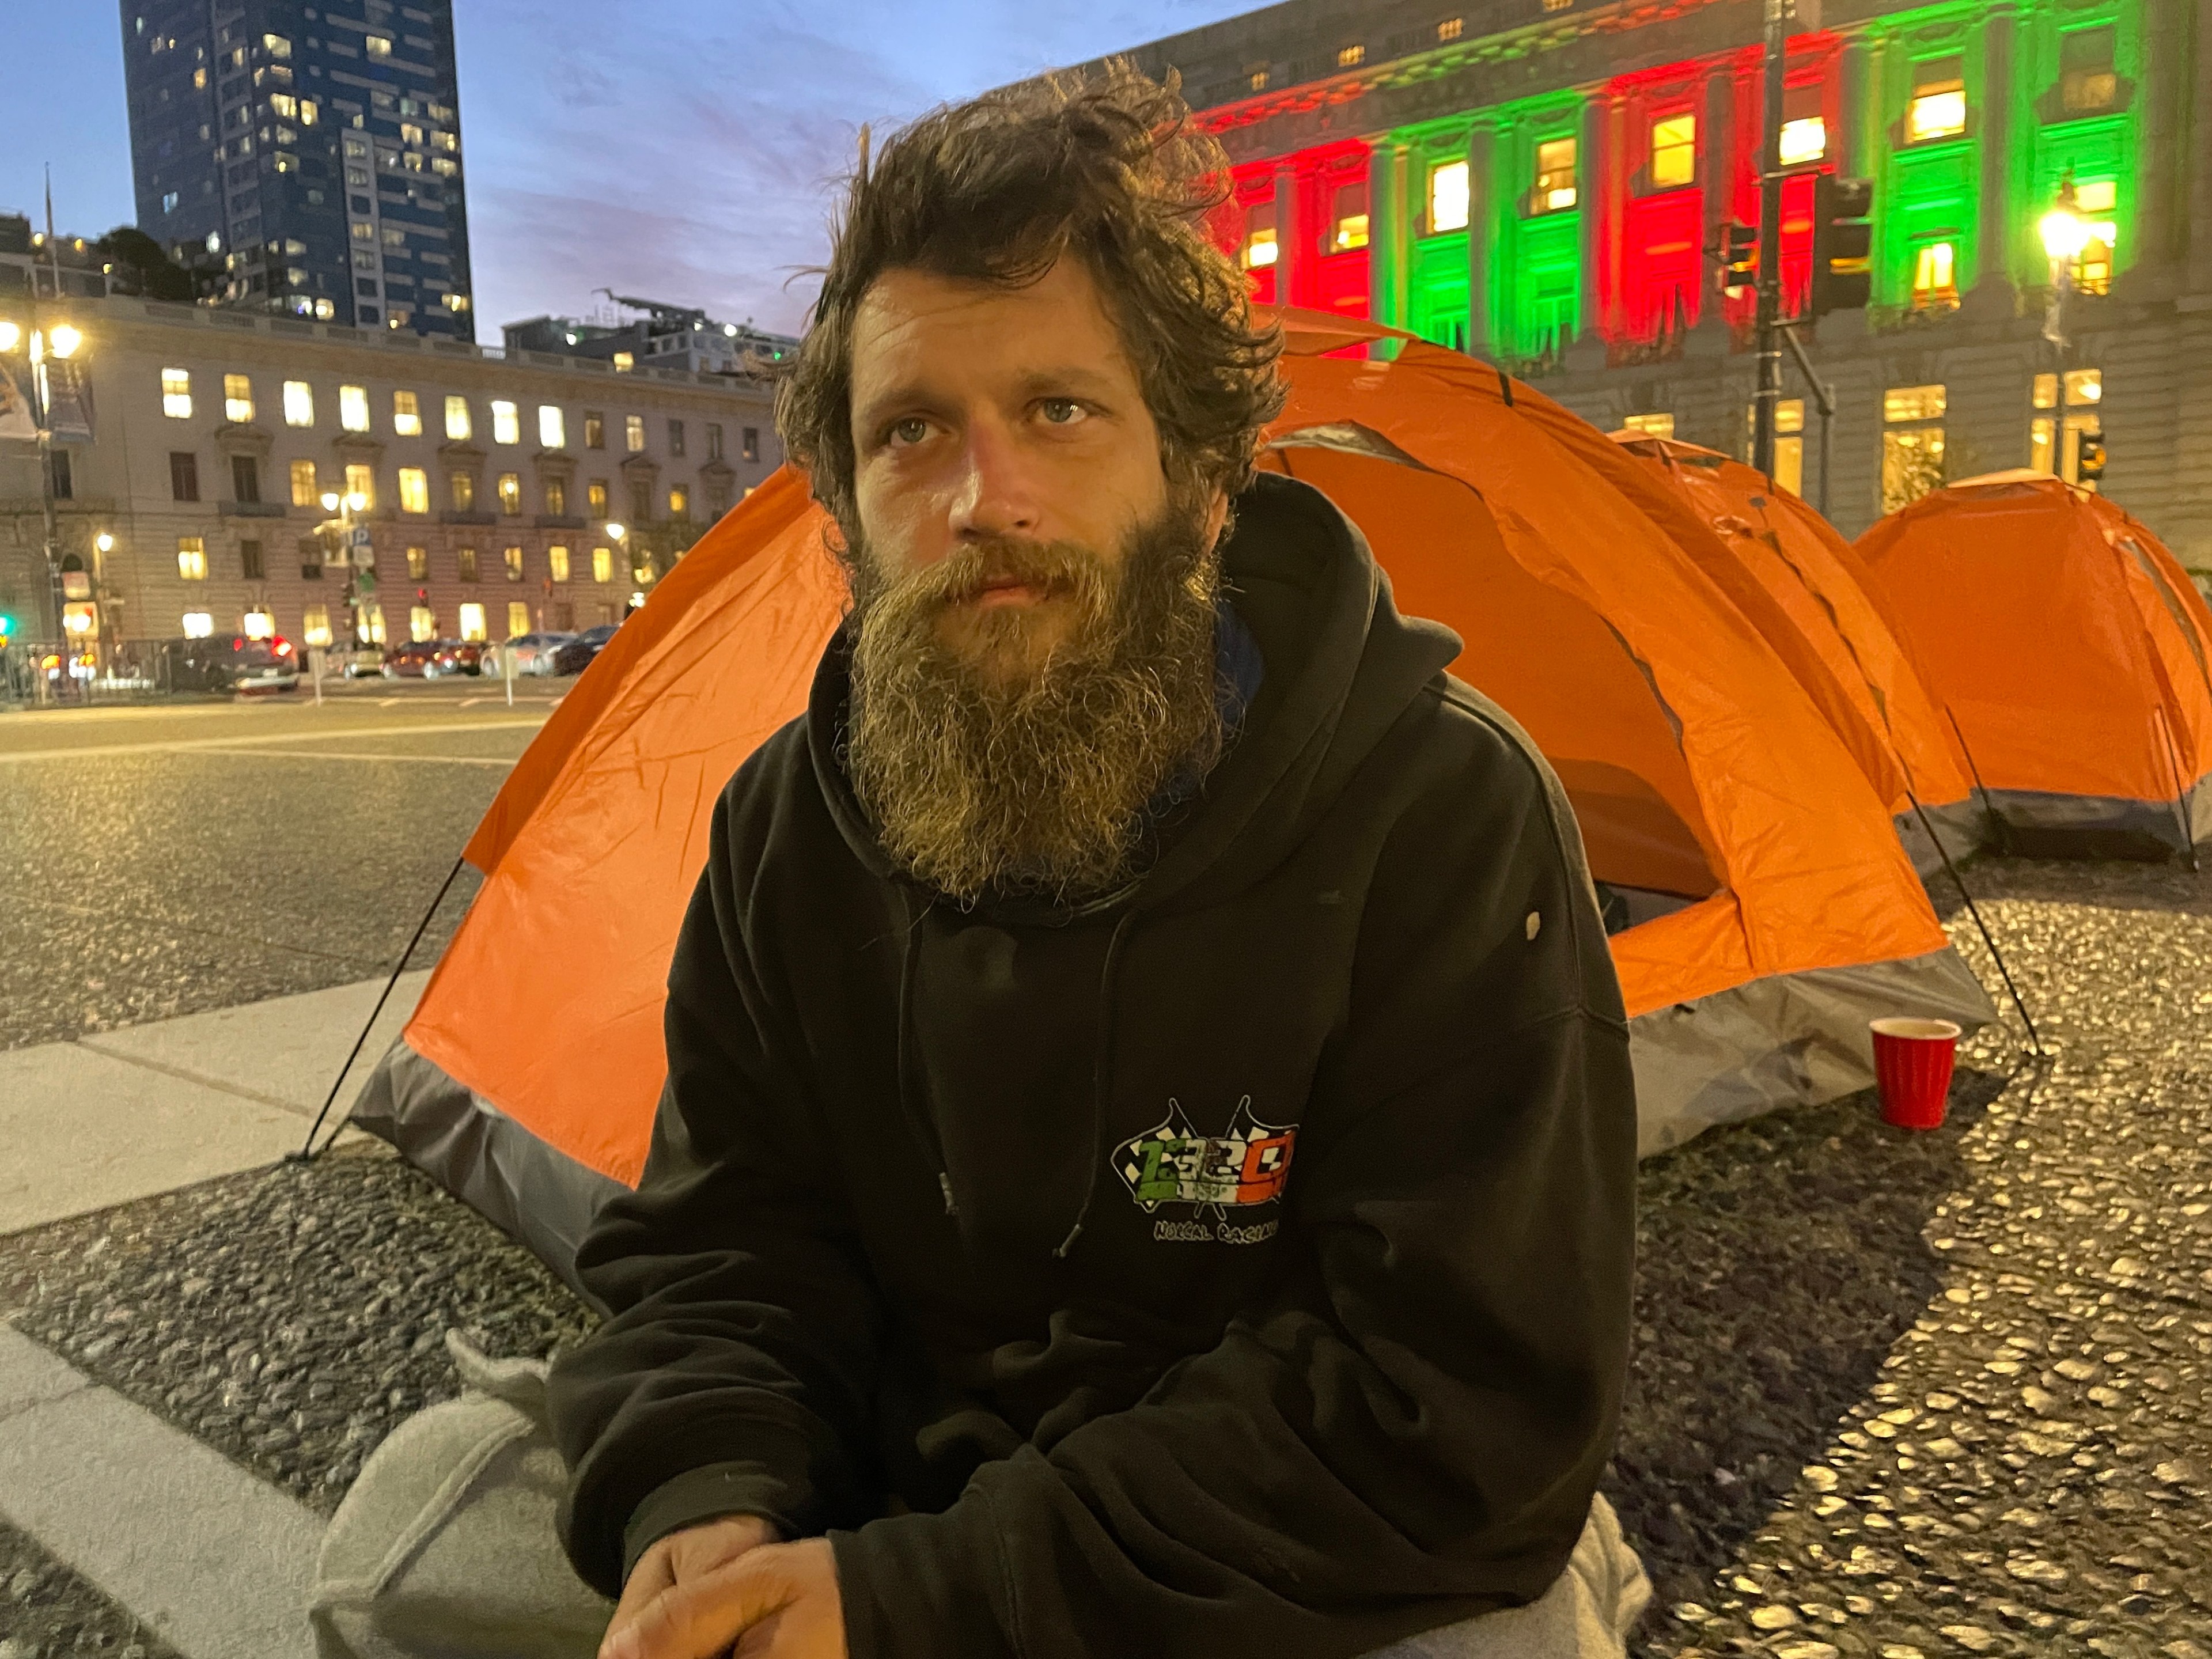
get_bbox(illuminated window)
[1649,115,1696,188]
[345,463,375,507]
[593,546,613,583]
[669,486,690,518]
[504,546,524,582]
[539,405,566,448]
[1243,200,1279,269]
[498,472,521,514]
[549,546,571,582]
[1534,137,1578,212]
[1883,384,1947,512]
[303,604,332,646]
[290,458,319,505]
[392,389,421,435]
[612,351,634,372]
[1908,62,1967,143]
[1330,181,1370,252]
[2069,183,2119,295]
[182,611,215,638]
[492,401,520,445]
[1337,44,1365,68]
[1778,116,1827,167]
[459,601,486,641]
[1745,400,1806,495]
[340,384,370,431]
[406,546,429,580]
[2060,28,2118,115]
[545,477,567,516]
[450,471,475,512]
[161,368,192,419]
[1429,160,1470,234]
[176,537,208,580]
[270,93,298,119]
[2032,370,2104,485]
[625,414,646,452]
[1248,68,1269,92]
[264,32,291,57]
[584,411,605,449]
[224,373,254,423]
[1620,413,1675,439]
[365,35,391,58]
[397,467,429,514]
[444,394,471,440]
[1911,241,1959,310]
[457,547,479,582]
[588,480,609,518]
[1438,17,1463,40]
[284,380,315,427]
[362,603,387,645]
[411,605,437,642]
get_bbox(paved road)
[0,685,557,1052]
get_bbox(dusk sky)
[5,0,1252,342]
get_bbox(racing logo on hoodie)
[1113,1097,1297,1244]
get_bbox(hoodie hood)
[805,471,1464,924]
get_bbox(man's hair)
[776,64,1285,538]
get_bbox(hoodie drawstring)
[892,890,956,1216]
[1054,909,1140,1260]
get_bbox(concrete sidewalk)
[0,971,427,1234]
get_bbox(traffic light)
[1811,174,1874,317]
[2077,433,2108,485]
[1716,221,1759,298]
[0,612,13,645]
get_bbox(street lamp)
[0,311,89,683]
[2040,174,2089,350]
[314,490,375,651]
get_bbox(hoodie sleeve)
[546,783,885,1598]
[830,696,1639,1659]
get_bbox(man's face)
[834,256,1235,904]
[846,257,1225,681]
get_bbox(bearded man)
[308,63,1644,1659]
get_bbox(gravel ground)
[0,1521,179,1656]
[0,855,2205,1654]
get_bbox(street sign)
[347,526,373,551]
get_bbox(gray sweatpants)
[309,1335,1650,1659]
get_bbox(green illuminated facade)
[1086,0,2212,559]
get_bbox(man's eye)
[888,417,930,446]
[1038,399,1086,426]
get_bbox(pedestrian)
[309,62,1645,1659]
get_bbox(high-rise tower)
[119,0,474,338]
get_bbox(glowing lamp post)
[2040,176,2089,350]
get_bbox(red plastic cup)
[1870,1017,1963,1129]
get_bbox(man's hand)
[601,1536,845,1659]
[604,1515,779,1654]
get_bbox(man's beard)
[842,492,1226,907]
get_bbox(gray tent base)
[352,945,1997,1301]
[1893,797,1991,880]
[1975,777,2212,862]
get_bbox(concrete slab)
[83,971,433,1118]
[0,1327,319,1658]
[0,1321,94,1421]
[0,1046,312,1236]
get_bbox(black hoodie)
[547,473,1638,1658]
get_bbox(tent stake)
[2151,707,2201,873]
[1943,704,2012,857]
[1907,788,2043,1058]
[290,853,468,1164]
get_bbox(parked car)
[428,639,486,677]
[340,645,386,679]
[503,632,577,676]
[163,634,300,695]
[381,640,445,679]
[548,623,620,676]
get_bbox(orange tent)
[1855,472,2212,859]
[354,317,1992,1291]
[1611,435,1986,873]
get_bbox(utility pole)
[1750,0,1790,480]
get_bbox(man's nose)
[947,418,1041,541]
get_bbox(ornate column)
[2188,0,2212,291]
[1367,142,1402,329]
[1274,160,1303,310]
[1969,4,2017,305]
[1699,66,1737,330]
[1838,33,1872,178]
[2125,0,2187,286]
[1577,95,1612,343]
[1467,122,1496,354]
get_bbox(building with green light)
[1075,0,2210,566]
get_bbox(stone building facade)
[1077,0,2212,569]
[0,295,781,651]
